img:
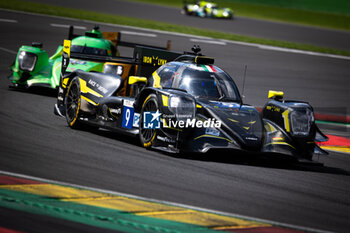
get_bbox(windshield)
[177,66,241,102]
[71,45,108,56]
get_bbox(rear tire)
[65,77,82,129]
[139,94,159,148]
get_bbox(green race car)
[182,1,233,19]
[8,26,170,90]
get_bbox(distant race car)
[8,26,170,90]
[55,43,328,162]
[182,1,233,19]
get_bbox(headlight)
[169,95,195,121]
[290,108,314,136]
[103,64,123,76]
[18,51,37,72]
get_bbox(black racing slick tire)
[139,94,159,148]
[65,77,82,129]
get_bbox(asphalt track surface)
[0,9,350,233]
[27,0,350,51]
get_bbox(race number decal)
[122,106,134,129]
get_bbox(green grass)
[1,0,350,57]
[219,0,350,15]
[132,0,350,31]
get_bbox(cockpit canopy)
[70,28,117,56]
[153,61,241,102]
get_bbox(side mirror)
[128,76,147,85]
[268,90,284,101]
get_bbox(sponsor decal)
[266,105,281,112]
[143,111,161,129]
[116,65,123,76]
[123,99,134,108]
[70,59,87,65]
[163,118,221,129]
[145,113,222,129]
[88,79,108,94]
[143,56,167,66]
[110,108,121,115]
[133,113,140,127]
[157,136,176,143]
[245,136,258,141]
[205,127,220,136]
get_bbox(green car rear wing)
[68,25,171,51]
[61,39,181,79]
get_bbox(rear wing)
[60,39,181,78]
[68,26,171,51]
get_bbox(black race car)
[55,43,328,162]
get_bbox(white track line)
[1,8,349,60]
[0,170,333,233]
[0,18,17,23]
[50,23,86,30]
[190,38,227,45]
[0,47,17,55]
[120,30,157,37]
[220,39,350,60]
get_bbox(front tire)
[139,94,159,148]
[65,77,82,129]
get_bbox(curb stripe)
[0,227,26,233]
[0,183,269,229]
[320,146,350,154]
[0,176,43,185]
[0,171,331,233]
[0,188,218,233]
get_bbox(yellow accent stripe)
[194,134,232,143]
[265,142,296,150]
[282,110,290,132]
[152,71,162,88]
[81,95,98,106]
[62,77,69,88]
[321,146,350,154]
[196,104,202,108]
[162,95,168,107]
[79,79,103,98]
[228,118,239,123]
[265,122,276,132]
[142,95,151,108]
[0,183,269,229]
[272,137,284,141]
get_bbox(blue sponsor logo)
[143,110,161,129]
[133,113,140,127]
